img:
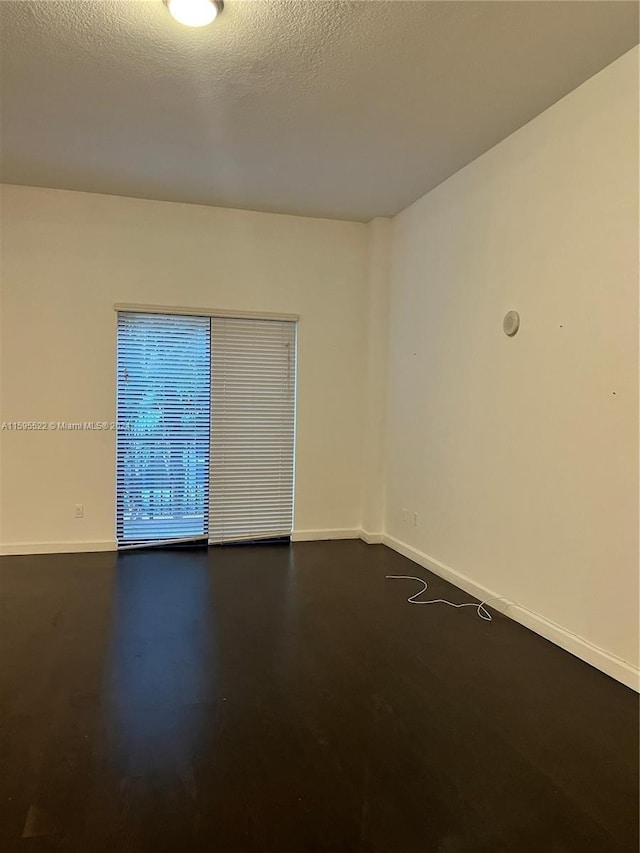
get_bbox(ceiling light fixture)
[163,0,223,28]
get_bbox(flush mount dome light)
[164,0,223,27]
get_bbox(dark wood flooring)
[0,540,637,852]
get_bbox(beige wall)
[385,47,639,671]
[0,186,368,549]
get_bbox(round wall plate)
[503,310,520,337]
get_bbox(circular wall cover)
[503,310,520,337]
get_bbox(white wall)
[385,47,639,679]
[0,186,368,550]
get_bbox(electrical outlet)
[74,504,84,518]
[402,508,408,523]
[413,512,418,527]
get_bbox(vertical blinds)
[116,312,296,546]
[209,317,296,543]
[116,313,210,544]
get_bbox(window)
[116,311,297,547]
[116,313,211,544]
[209,317,296,543]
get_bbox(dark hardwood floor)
[0,540,637,852]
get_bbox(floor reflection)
[104,549,217,781]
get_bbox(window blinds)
[116,312,297,547]
[209,317,296,543]
[116,312,211,544]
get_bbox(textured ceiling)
[0,1,638,221]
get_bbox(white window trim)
[114,303,299,322]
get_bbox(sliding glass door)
[116,311,297,547]
[209,317,296,543]
[116,313,211,544]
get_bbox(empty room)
[0,1,638,850]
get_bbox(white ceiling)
[0,1,637,221]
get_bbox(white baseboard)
[3,531,635,690]
[2,530,366,553]
[291,528,361,542]
[0,540,117,556]
[360,530,384,544]
[382,534,640,693]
